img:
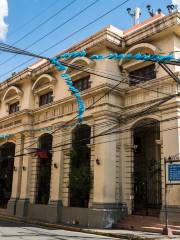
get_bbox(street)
[0,219,117,240]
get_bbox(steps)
[114,215,180,235]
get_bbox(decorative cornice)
[124,12,180,46]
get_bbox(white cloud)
[0,0,8,41]
[172,0,180,11]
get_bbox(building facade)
[0,12,179,228]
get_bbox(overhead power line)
[13,79,123,156]
[2,44,178,152]
[0,0,131,79]
[0,0,100,67]
[0,44,176,99]
[7,0,59,37]
[4,111,180,160]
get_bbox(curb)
[0,214,177,240]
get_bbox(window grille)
[73,76,91,92]
[9,102,19,114]
[129,64,156,86]
[39,91,53,106]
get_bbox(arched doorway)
[133,119,162,216]
[69,124,91,207]
[36,134,52,204]
[0,142,15,208]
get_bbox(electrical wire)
[0,0,100,66]
[0,45,178,155]
[0,46,178,151]
[8,89,176,159]
[1,120,117,149]
[0,43,48,60]
[13,80,123,156]
[4,113,180,160]
[0,0,131,79]
[60,60,174,97]
[1,90,171,151]
[0,46,177,151]
[7,0,59,38]
[0,43,176,98]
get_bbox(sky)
[0,0,178,82]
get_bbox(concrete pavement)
[0,219,118,240]
[0,216,178,240]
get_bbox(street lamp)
[146,5,154,17]
[146,5,162,17]
[167,4,175,14]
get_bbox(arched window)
[36,134,52,204]
[0,142,15,208]
[70,124,91,207]
[119,43,159,86]
[3,86,23,114]
[64,57,94,93]
[32,74,56,107]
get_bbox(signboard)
[168,163,180,182]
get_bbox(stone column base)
[47,200,62,223]
[7,198,18,216]
[27,201,62,223]
[160,206,180,224]
[15,199,29,218]
[88,203,128,228]
[61,203,128,228]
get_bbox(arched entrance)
[0,142,15,208]
[36,134,52,204]
[133,119,162,216]
[69,124,91,207]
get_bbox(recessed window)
[9,102,19,114]
[73,76,91,92]
[39,91,53,107]
[129,64,156,86]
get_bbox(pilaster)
[16,132,35,217]
[7,133,24,215]
[160,99,180,223]
[90,113,127,228]
[48,128,64,222]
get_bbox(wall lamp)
[22,166,26,171]
[13,166,17,171]
[53,163,58,169]
[96,158,100,165]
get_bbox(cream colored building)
[0,12,179,228]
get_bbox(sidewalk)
[85,229,180,240]
[0,214,178,240]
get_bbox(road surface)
[0,219,118,239]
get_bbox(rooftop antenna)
[146,5,162,17]
[127,7,141,25]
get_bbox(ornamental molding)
[32,74,57,94]
[3,86,23,103]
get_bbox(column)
[7,133,23,215]
[160,101,180,223]
[89,114,126,228]
[48,129,64,222]
[16,132,35,217]
[93,117,117,205]
[61,128,71,207]
[120,129,133,214]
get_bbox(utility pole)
[162,157,172,236]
